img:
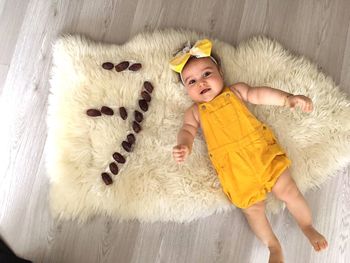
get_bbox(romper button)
[201,105,206,110]
[263,126,266,130]
[209,153,212,157]
[226,93,230,97]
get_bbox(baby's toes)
[320,239,328,250]
[313,241,321,251]
[314,238,328,251]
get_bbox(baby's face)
[181,57,224,103]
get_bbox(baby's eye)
[188,79,196,85]
[203,71,212,77]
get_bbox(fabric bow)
[169,39,213,73]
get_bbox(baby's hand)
[173,144,190,164]
[287,95,314,113]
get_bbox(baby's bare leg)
[272,168,328,251]
[242,201,284,263]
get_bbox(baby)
[170,39,328,263]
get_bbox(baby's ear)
[219,68,224,77]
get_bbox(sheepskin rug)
[47,28,350,224]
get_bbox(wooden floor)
[1,0,349,262]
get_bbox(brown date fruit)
[109,162,119,175]
[101,106,114,115]
[127,133,136,144]
[101,172,113,185]
[138,99,148,112]
[141,91,151,102]
[102,62,114,70]
[113,152,126,163]
[128,63,142,71]
[132,121,142,133]
[115,61,129,72]
[122,141,132,152]
[86,109,101,117]
[134,110,143,123]
[119,107,127,120]
[143,81,154,93]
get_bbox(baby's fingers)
[173,152,185,158]
[173,145,189,163]
[303,101,313,112]
[173,149,188,158]
[307,101,314,112]
[173,149,185,158]
[174,155,185,163]
[173,149,184,154]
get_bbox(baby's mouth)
[200,88,211,94]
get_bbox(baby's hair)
[173,41,221,84]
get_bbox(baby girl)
[170,39,328,263]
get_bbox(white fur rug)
[47,28,350,224]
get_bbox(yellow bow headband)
[169,39,215,74]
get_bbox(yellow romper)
[198,87,292,208]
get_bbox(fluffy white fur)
[46,28,350,224]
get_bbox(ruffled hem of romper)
[230,156,292,209]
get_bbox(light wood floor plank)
[0,0,349,262]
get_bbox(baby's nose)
[198,79,207,87]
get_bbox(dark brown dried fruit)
[101,106,114,115]
[134,110,143,123]
[86,109,102,117]
[143,81,154,93]
[101,172,113,185]
[128,63,142,71]
[119,107,127,120]
[132,121,142,133]
[109,162,119,175]
[102,62,114,70]
[127,133,136,144]
[113,152,126,163]
[141,91,151,102]
[115,61,129,72]
[122,141,132,152]
[138,99,148,112]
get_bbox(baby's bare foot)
[302,225,328,251]
[268,245,284,263]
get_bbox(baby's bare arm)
[173,105,199,163]
[232,82,292,106]
[232,82,313,112]
[176,105,199,153]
